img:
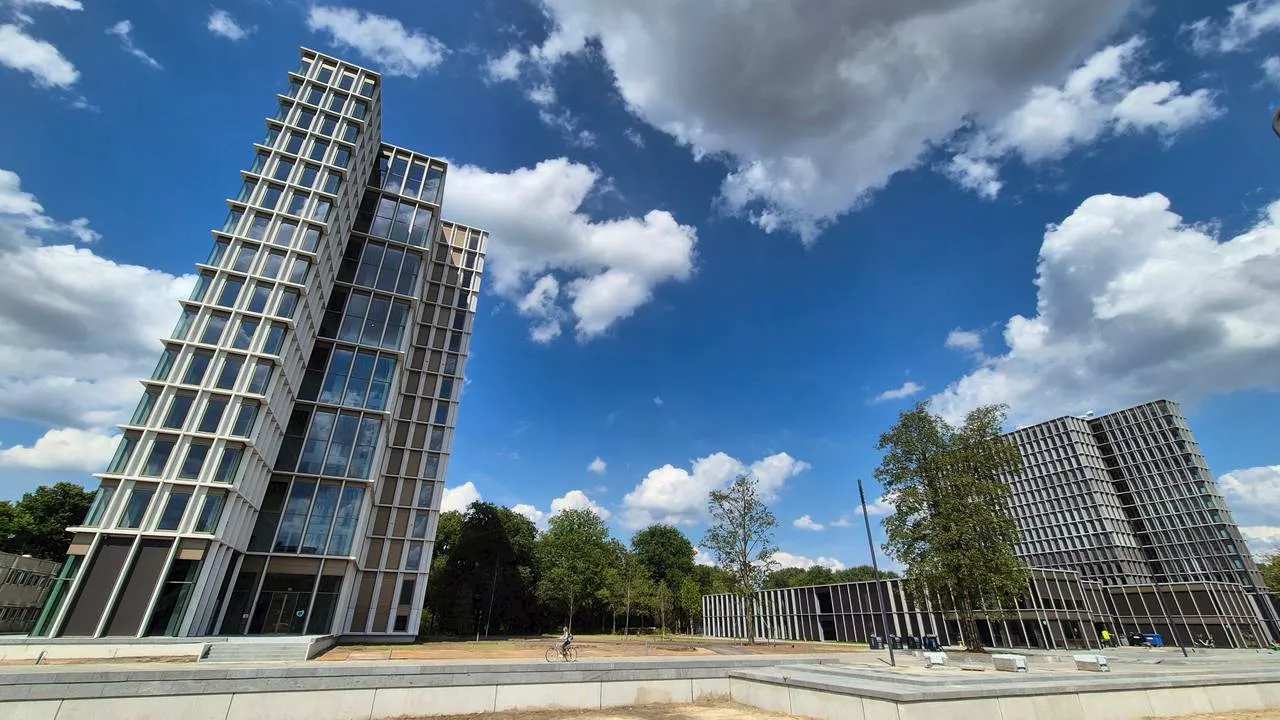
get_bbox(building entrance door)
[258,591,309,634]
[247,572,316,635]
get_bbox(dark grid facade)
[34,49,487,641]
[1003,400,1277,637]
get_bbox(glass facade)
[39,48,488,642]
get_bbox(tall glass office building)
[32,49,487,640]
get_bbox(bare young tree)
[701,474,778,644]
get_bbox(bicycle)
[545,644,578,662]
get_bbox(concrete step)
[200,641,316,663]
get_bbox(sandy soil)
[1145,714,1280,720]
[318,635,871,662]
[401,701,800,720]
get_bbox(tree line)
[13,402,1275,652]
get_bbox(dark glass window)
[334,147,351,168]
[264,323,287,355]
[272,158,294,182]
[276,289,300,318]
[182,351,213,385]
[142,439,176,477]
[424,166,444,203]
[287,191,308,216]
[289,258,311,285]
[190,272,214,302]
[301,164,320,188]
[232,401,259,437]
[327,486,363,554]
[117,485,156,528]
[286,132,305,154]
[232,318,258,350]
[275,220,297,247]
[157,491,192,530]
[200,314,230,345]
[262,184,283,209]
[107,434,138,474]
[84,484,118,526]
[234,244,258,273]
[300,225,321,252]
[194,492,225,533]
[198,397,228,433]
[172,308,198,340]
[319,114,338,136]
[162,393,195,429]
[274,481,316,551]
[131,388,159,426]
[262,251,285,279]
[309,139,329,162]
[248,361,273,394]
[153,346,179,381]
[216,355,245,390]
[208,239,230,265]
[213,445,243,484]
[301,483,340,553]
[247,282,272,313]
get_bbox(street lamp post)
[858,479,895,667]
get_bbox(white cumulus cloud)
[0,23,78,89]
[488,0,1147,240]
[772,551,845,571]
[933,192,1280,425]
[945,329,984,353]
[587,456,607,475]
[207,9,252,41]
[621,451,810,528]
[1187,0,1280,54]
[946,38,1220,198]
[442,158,697,342]
[306,5,445,77]
[0,427,118,471]
[873,381,923,403]
[1263,56,1280,86]
[440,481,482,513]
[511,503,545,526]
[793,515,824,532]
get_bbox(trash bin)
[905,636,921,650]
[890,635,904,650]
[869,635,884,650]
[922,635,941,651]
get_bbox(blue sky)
[2,0,1280,570]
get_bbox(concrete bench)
[922,651,948,668]
[1073,654,1110,672]
[991,653,1028,672]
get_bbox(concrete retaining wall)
[726,669,1280,720]
[0,677,731,720]
[0,642,208,663]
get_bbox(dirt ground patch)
[402,700,799,720]
[1145,714,1280,720]
[318,634,870,662]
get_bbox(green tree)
[677,575,703,633]
[701,474,778,644]
[764,567,806,589]
[424,503,538,636]
[599,543,654,635]
[832,565,898,582]
[631,524,696,589]
[1257,552,1280,592]
[536,508,613,629]
[876,402,1028,652]
[0,483,94,560]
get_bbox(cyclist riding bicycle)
[558,626,573,656]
